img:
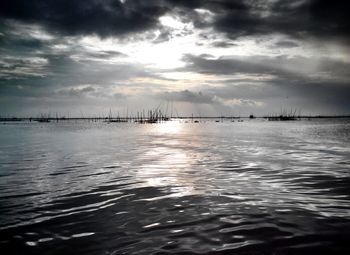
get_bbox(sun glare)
[156,120,183,134]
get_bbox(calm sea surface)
[0,119,350,254]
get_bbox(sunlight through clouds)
[1,0,350,116]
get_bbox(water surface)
[1,119,350,254]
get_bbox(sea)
[0,118,350,254]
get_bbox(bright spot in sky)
[129,41,189,69]
[159,16,187,30]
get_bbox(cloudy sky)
[0,0,349,117]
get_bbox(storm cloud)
[1,0,349,40]
[0,0,168,37]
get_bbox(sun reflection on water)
[154,120,183,134]
[135,121,203,199]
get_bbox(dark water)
[1,119,350,254]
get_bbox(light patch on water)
[155,120,183,134]
[38,237,53,243]
[71,232,95,238]
[143,222,160,229]
[25,241,37,246]
[115,211,128,215]
[170,229,184,233]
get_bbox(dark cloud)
[273,0,350,41]
[274,40,299,48]
[211,41,238,48]
[204,79,350,114]
[164,0,203,9]
[179,53,350,114]
[0,36,44,50]
[182,54,281,76]
[0,0,168,37]
[73,50,128,62]
[0,56,49,79]
[1,0,349,42]
[86,50,127,59]
[0,26,47,57]
[159,90,216,104]
[0,51,166,99]
[56,86,95,97]
[182,54,350,82]
[188,0,350,42]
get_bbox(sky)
[0,0,350,117]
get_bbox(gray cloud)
[158,90,217,104]
[178,53,350,114]
[182,54,350,82]
[274,40,299,48]
[55,86,96,97]
[84,50,127,59]
[211,41,238,48]
[0,48,167,102]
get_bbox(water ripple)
[0,119,350,254]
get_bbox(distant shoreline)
[1,116,350,122]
